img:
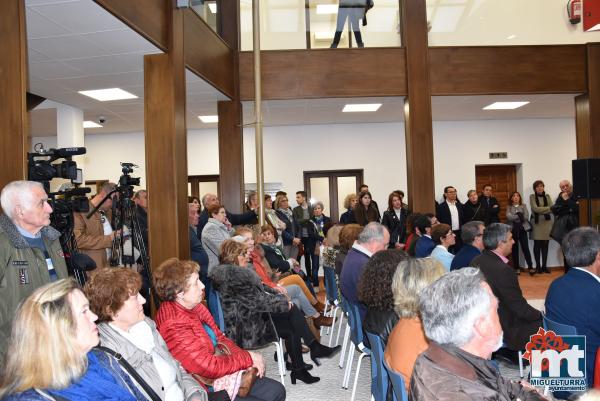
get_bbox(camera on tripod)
[119,162,141,189]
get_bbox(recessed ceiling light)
[78,88,138,102]
[208,2,217,13]
[198,115,218,123]
[316,4,338,14]
[342,103,382,112]
[83,121,102,128]
[483,101,529,110]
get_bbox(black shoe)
[290,368,320,385]
[330,43,338,49]
[286,361,313,371]
[309,341,341,366]
[528,268,536,276]
[515,269,521,275]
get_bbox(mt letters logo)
[523,327,586,391]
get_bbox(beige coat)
[529,194,554,241]
[73,208,113,269]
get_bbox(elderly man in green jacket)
[0,180,68,361]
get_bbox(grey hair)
[201,193,213,208]
[0,180,44,220]
[461,221,484,245]
[100,182,116,195]
[419,267,491,346]
[482,223,512,250]
[562,227,600,267]
[313,201,325,211]
[392,258,446,318]
[357,222,386,245]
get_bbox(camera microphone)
[52,147,87,158]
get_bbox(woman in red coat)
[153,257,286,401]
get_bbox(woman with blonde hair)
[384,258,446,392]
[0,279,147,401]
[339,193,358,225]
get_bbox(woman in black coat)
[381,190,411,249]
[354,190,380,226]
[463,190,487,223]
[339,193,358,225]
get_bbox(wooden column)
[217,0,245,213]
[0,0,28,189]
[400,0,435,213]
[144,5,189,268]
[574,43,600,226]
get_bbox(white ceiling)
[26,0,578,138]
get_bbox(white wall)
[32,117,577,266]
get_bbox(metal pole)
[253,0,265,226]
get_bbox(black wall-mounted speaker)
[572,159,600,199]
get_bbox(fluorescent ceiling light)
[483,101,529,110]
[198,115,218,123]
[343,103,382,112]
[316,4,338,14]
[78,88,138,101]
[208,2,217,13]
[83,121,102,128]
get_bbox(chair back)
[208,291,226,332]
[366,332,389,401]
[383,357,409,401]
[343,297,364,346]
[542,314,578,336]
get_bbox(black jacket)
[463,200,486,223]
[363,309,399,345]
[274,209,296,245]
[471,250,542,350]
[480,196,500,225]
[436,201,464,229]
[260,243,291,273]
[381,207,411,247]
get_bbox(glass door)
[303,169,363,223]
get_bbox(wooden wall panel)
[239,48,408,101]
[0,0,28,189]
[218,101,244,213]
[94,0,169,51]
[430,45,587,95]
[184,9,234,99]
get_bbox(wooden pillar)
[217,0,245,213]
[144,5,189,268]
[0,0,28,189]
[574,43,600,226]
[400,0,435,213]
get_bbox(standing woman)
[529,180,553,274]
[463,190,486,223]
[506,191,534,275]
[339,193,358,225]
[381,190,411,249]
[354,190,380,226]
[275,194,300,259]
[311,201,331,288]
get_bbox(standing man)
[196,193,258,237]
[551,179,579,273]
[436,185,464,250]
[471,223,542,355]
[293,191,316,283]
[73,182,118,269]
[545,227,600,390]
[132,189,148,252]
[0,180,69,360]
[480,184,500,225]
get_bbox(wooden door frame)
[303,169,364,223]
[187,174,220,200]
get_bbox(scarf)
[533,193,550,223]
[48,352,141,401]
[277,207,293,221]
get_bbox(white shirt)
[447,201,460,231]
[352,241,373,257]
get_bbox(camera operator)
[73,182,119,269]
[0,180,69,361]
[133,189,148,251]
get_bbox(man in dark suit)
[471,223,542,352]
[413,214,435,257]
[436,185,464,250]
[480,184,500,225]
[451,220,485,270]
[546,227,600,388]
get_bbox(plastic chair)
[321,266,342,346]
[342,298,371,401]
[365,332,389,401]
[383,358,408,401]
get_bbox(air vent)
[489,152,508,159]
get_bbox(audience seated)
[410,268,545,401]
[197,193,257,238]
[340,222,389,319]
[471,223,542,352]
[0,279,148,401]
[385,258,445,393]
[429,223,456,271]
[152,258,286,401]
[210,240,340,385]
[450,221,485,271]
[545,227,600,389]
[358,249,406,344]
[201,203,234,292]
[334,224,363,276]
[413,215,435,258]
[189,203,209,279]
[404,213,422,256]
[84,267,208,401]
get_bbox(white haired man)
[0,180,69,360]
[410,268,546,401]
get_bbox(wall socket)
[489,152,508,159]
